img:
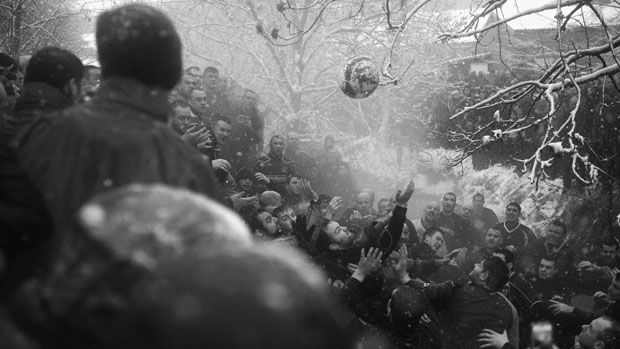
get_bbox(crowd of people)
[1,3,620,349]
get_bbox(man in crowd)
[523,219,573,277]
[494,202,536,251]
[465,227,505,271]
[2,47,83,141]
[530,255,572,303]
[254,135,295,193]
[285,135,317,183]
[11,4,219,278]
[597,239,620,269]
[493,248,545,348]
[313,181,414,286]
[412,202,441,242]
[340,191,377,231]
[202,66,230,119]
[470,193,499,240]
[400,255,519,348]
[188,88,209,123]
[575,316,620,349]
[0,47,84,274]
[281,174,318,207]
[249,209,280,241]
[434,192,479,251]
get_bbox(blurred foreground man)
[11,4,218,280]
[9,185,351,349]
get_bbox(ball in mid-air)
[339,56,380,99]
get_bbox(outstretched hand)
[394,180,415,206]
[477,329,508,349]
[350,247,383,281]
[548,299,574,315]
[394,245,410,283]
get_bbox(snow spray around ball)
[339,56,380,99]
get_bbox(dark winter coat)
[12,77,219,273]
[253,152,295,193]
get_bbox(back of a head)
[483,256,509,291]
[389,285,430,330]
[24,47,84,89]
[99,248,351,349]
[96,4,182,90]
[259,191,280,207]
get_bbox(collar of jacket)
[15,82,73,112]
[95,77,171,122]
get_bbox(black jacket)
[12,77,220,273]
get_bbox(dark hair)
[287,174,304,184]
[506,202,522,213]
[213,113,232,125]
[422,227,443,241]
[540,254,558,265]
[389,285,430,330]
[482,256,509,291]
[203,66,219,76]
[236,167,254,182]
[248,209,269,234]
[444,192,457,199]
[24,47,84,89]
[270,135,284,144]
[473,193,484,201]
[549,219,567,235]
[96,4,182,90]
[602,238,620,250]
[272,205,292,219]
[493,248,515,266]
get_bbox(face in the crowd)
[171,105,194,132]
[257,211,278,235]
[244,90,257,107]
[460,205,473,220]
[325,221,354,246]
[422,203,441,224]
[286,176,303,195]
[505,204,521,223]
[269,137,285,156]
[203,70,219,89]
[238,178,253,192]
[189,89,208,113]
[377,199,392,217]
[601,244,619,265]
[577,317,613,349]
[276,208,296,233]
[400,224,410,246]
[442,193,457,213]
[538,259,557,280]
[485,228,504,250]
[355,193,372,213]
[424,231,444,253]
[337,162,349,176]
[545,223,565,245]
[473,195,484,210]
[214,120,231,144]
[181,73,199,94]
